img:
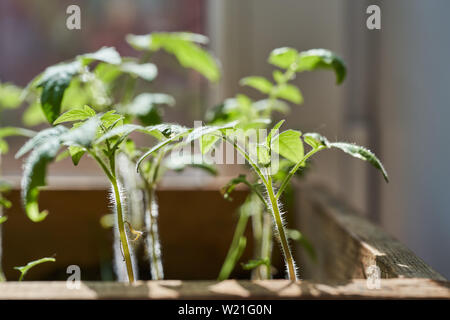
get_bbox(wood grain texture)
[294,186,446,281]
[0,279,448,299]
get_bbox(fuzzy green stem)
[111,178,135,283]
[266,176,297,281]
[89,150,134,283]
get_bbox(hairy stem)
[90,150,135,283]
[266,176,297,280]
[111,178,135,283]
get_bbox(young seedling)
[15,32,220,282]
[207,47,348,279]
[168,120,388,280]
[136,46,387,280]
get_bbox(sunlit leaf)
[303,132,330,149]
[240,76,273,94]
[268,47,299,69]
[53,105,96,124]
[78,47,122,66]
[272,129,303,163]
[100,111,124,129]
[200,134,220,155]
[16,126,68,159]
[296,49,346,84]
[329,142,389,182]
[127,32,220,82]
[35,61,81,124]
[68,145,85,166]
[120,62,158,82]
[275,84,303,104]
[21,138,60,222]
[123,93,175,126]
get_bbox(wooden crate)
[0,184,448,299]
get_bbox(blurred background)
[0,0,449,279]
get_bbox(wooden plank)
[295,186,446,281]
[0,279,448,299]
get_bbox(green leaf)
[21,138,60,222]
[268,47,299,69]
[94,62,122,84]
[68,145,85,166]
[200,134,220,155]
[0,215,7,224]
[0,82,23,109]
[239,76,273,94]
[253,99,290,115]
[296,49,346,84]
[19,120,99,222]
[61,117,100,148]
[273,70,285,84]
[35,61,81,124]
[267,120,285,146]
[123,93,175,126]
[14,257,56,281]
[329,142,389,182]
[127,32,220,82]
[120,62,157,82]
[275,84,303,104]
[136,129,191,171]
[186,121,238,145]
[241,258,270,270]
[78,47,122,66]
[303,132,330,149]
[100,111,124,129]
[272,129,304,163]
[53,105,96,124]
[16,126,68,159]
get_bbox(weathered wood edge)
[297,186,446,281]
[0,279,448,300]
